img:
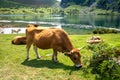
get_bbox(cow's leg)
[26,43,31,60]
[33,45,41,59]
[52,49,58,62]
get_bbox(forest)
[0,0,120,15]
[0,0,120,13]
[61,0,120,12]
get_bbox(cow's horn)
[78,46,85,50]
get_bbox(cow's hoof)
[25,58,29,61]
[37,56,42,59]
[54,60,59,63]
[52,59,59,63]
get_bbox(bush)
[93,28,118,34]
[87,43,120,80]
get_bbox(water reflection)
[0,14,120,34]
[0,14,120,28]
[64,15,120,28]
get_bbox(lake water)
[0,14,120,34]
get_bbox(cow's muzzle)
[75,64,82,69]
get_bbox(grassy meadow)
[0,33,120,80]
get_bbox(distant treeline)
[0,0,120,14]
[60,0,120,12]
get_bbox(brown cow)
[12,36,26,45]
[26,24,82,68]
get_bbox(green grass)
[0,33,120,80]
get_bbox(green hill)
[0,0,56,8]
[60,0,120,12]
[0,0,29,8]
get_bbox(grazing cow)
[26,24,82,68]
[11,29,21,34]
[12,36,26,45]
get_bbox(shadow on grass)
[21,59,77,70]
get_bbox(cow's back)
[33,28,72,51]
[33,28,55,49]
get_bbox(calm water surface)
[0,14,120,34]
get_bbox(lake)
[0,14,120,34]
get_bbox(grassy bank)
[0,6,120,15]
[0,33,120,80]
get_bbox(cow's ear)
[27,24,31,27]
[34,24,39,27]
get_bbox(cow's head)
[65,48,82,68]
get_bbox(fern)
[88,43,120,79]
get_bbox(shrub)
[87,43,120,80]
[93,28,118,34]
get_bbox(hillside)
[0,0,57,8]
[0,0,119,15]
[0,0,29,8]
[60,0,120,12]
[0,0,120,13]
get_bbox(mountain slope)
[0,0,56,8]
[60,0,120,12]
[0,0,29,8]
